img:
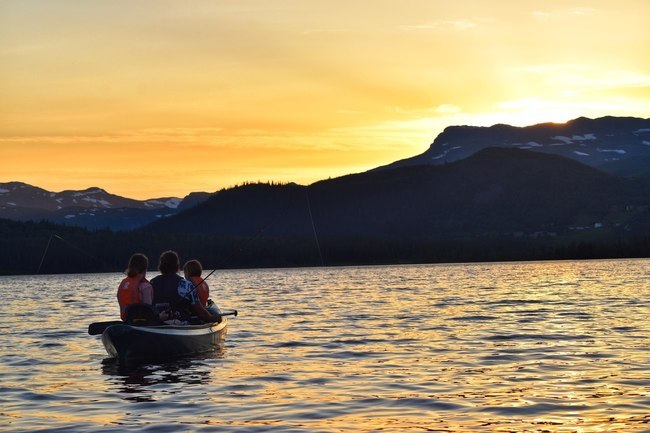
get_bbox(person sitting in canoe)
[117,253,154,321]
[183,259,221,316]
[151,250,222,324]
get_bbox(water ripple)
[1,259,649,432]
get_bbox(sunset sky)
[1,0,649,199]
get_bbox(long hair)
[126,253,148,277]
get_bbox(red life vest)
[189,276,209,306]
[117,274,147,320]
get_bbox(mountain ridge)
[2,115,650,238]
[375,115,650,174]
[146,147,645,239]
[2,146,650,273]
[0,181,212,230]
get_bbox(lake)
[0,259,648,432]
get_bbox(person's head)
[158,250,180,275]
[183,259,203,279]
[126,253,148,278]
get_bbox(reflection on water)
[0,259,649,432]
[101,353,222,403]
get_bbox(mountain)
[309,147,638,236]
[143,148,650,264]
[0,182,211,230]
[6,116,647,232]
[376,116,650,177]
[599,156,650,178]
[3,147,650,274]
[176,191,214,211]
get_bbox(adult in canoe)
[151,250,222,324]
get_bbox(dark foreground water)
[0,259,648,432]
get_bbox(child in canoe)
[183,259,221,316]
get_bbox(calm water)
[0,259,648,432]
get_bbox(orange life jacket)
[117,274,147,320]
[189,276,209,306]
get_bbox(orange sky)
[1,0,649,199]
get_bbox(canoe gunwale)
[107,320,228,336]
[101,318,228,363]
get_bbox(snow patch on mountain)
[572,133,597,141]
[82,197,112,207]
[73,188,105,197]
[145,198,182,209]
[514,141,543,149]
[552,136,573,144]
[0,188,9,194]
[574,151,590,156]
[598,149,626,154]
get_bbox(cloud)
[433,104,462,114]
[300,28,354,35]
[399,18,489,32]
[532,7,597,21]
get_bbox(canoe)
[101,318,228,363]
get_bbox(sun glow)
[0,0,649,198]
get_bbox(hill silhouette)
[132,147,649,268]
[2,115,648,233]
[148,147,640,238]
[2,146,650,275]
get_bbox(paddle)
[87,309,238,335]
[87,320,123,335]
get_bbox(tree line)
[2,218,649,276]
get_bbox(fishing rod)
[37,233,113,273]
[90,185,320,333]
[90,228,263,334]
[305,188,325,266]
[168,207,289,310]
[180,184,326,300]
[37,234,54,274]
